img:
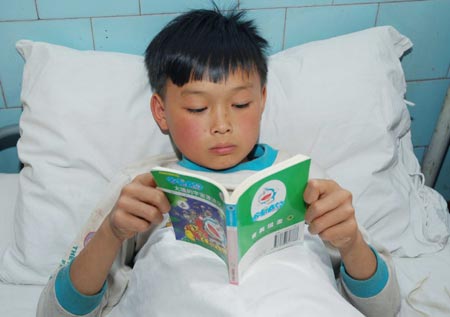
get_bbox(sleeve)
[338,245,401,317]
[56,261,107,314]
[35,161,153,317]
[310,162,401,316]
[36,264,107,317]
[36,235,140,317]
[329,228,401,317]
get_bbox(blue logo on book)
[166,176,203,191]
[251,180,286,222]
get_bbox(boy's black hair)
[144,7,268,96]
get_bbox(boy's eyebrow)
[230,83,254,91]
[180,89,208,96]
[181,83,254,96]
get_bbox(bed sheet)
[394,242,450,317]
[0,282,43,316]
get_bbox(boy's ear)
[261,85,267,113]
[150,93,169,133]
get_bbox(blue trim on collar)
[178,144,278,173]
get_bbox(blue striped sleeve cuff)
[55,261,107,315]
[340,246,389,298]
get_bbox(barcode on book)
[273,227,299,248]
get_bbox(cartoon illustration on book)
[169,196,228,260]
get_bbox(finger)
[128,200,165,225]
[121,182,171,214]
[303,179,321,205]
[116,195,165,224]
[133,173,157,187]
[113,210,153,234]
[316,219,358,248]
[303,179,339,205]
[305,187,352,224]
[308,202,355,235]
[137,187,171,214]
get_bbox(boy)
[37,8,400,317]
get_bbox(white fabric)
[106,156,394,317]
[0,26,448,293]
[0,174,19,253]
[0,173,44,317]
[110,229,363,317]
[41,153,394,317]
[0,41,172,284]
[260,27,449,256]
[394,243,450,317]
[0,283,43,317]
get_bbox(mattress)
[0,283,43,316]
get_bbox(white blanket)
[394,243,450,317]
[109,228,363,317]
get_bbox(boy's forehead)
[180,69,262,89]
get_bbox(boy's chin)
[205,158,248,171]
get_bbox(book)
[151,154,311,285]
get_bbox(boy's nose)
[211,107,232,134]
[213,124,232,134]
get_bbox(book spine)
[226,204,239,285]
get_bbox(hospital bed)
[0,26,449,316]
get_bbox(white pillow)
[0,174,19,253]
[0,41,172,284]
[1,26,447,284]
[261,27,448,256]
[262,27,449,257]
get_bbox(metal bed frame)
[0,124,20,151]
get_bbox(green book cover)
[151,154,310,284]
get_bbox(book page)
[151,169,228,263]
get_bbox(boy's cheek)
[170,120,205,144]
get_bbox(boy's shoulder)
[273,148,291,164]
[272,147,327,180]
[121,153,179,178]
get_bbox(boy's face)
[151,70,266,170]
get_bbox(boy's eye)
[234,103,250,109]
[187,107,207,113]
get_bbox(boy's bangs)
[145,8,268,94]
[168,53,258,86]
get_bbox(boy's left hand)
[303,179,359,253]
[304,179,378,280]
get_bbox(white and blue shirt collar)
[178,143,278,173]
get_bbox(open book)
[151,154,311,284]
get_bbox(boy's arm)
[37,173,170,316]
[36,223,120,317]
[338,243,401,317]
[304,179,379,278]
[69,219,122,296]
[70,173,170,295]
[304,179,401,316]
[36,264,108,317]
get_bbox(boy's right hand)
[107,173,171,242]
[69,173,169,297]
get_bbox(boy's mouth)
[210,144,236,155]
